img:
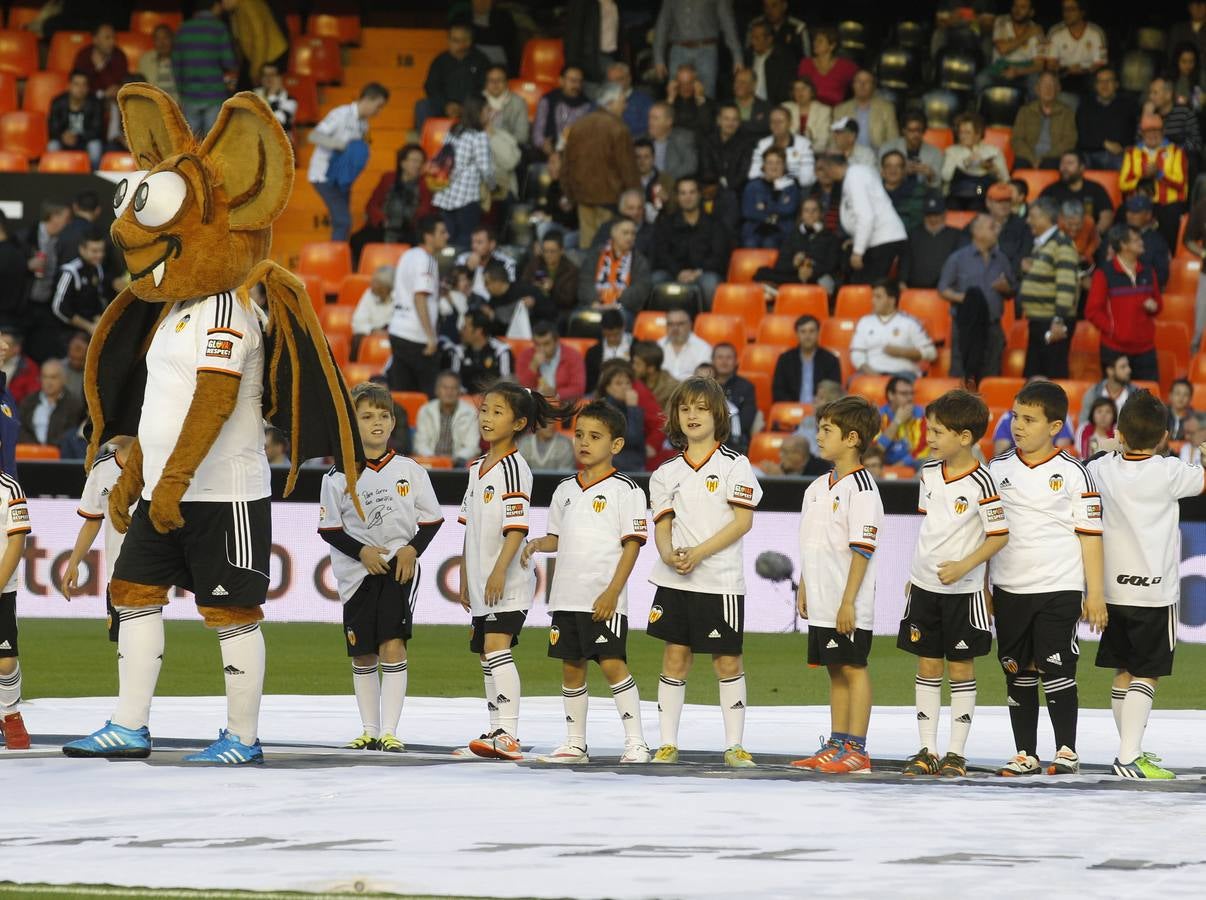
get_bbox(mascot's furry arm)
[83,84,363,530]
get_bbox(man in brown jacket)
[562,82,641,246]
[1011,71,1078,169]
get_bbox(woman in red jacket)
[1084,224,1162,382]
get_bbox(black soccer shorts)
[1095,603,1177,678]
[993,587,1082,678]
[547,610,628,662]
[105,587,118,643]
[897,585,993,661]
[807,625,872,667]
[343,567,421,657]
[469,610,527,654]
[645,586,743,655]
[114,497,271,608]
[0,591,16,657]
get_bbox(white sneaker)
[1046,745,1080,775]
[537,744,589,764]
[619,742,651,764]
[996,752,1042,776]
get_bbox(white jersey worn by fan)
[649,444,763,595]
[848,311,936,379]
[139,293,270,503]
[546,470,648,614]
[389,247,440,344]
[0,472,30,593]
[799,466,883,630]
[1087,451,1205,608]
[319,450,444,603]
[987,448,1101,594]
[459,448,535,615]
[77,450,135,581]
[910,460,1009,594]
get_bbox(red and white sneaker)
[491,731,523,761]
[2,712,30,750]
[537,744,588,764]
[790,737,841,769]
[814,742,872,774]
[468,729,504,758]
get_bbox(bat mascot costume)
[62,84,362,764]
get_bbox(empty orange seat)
[774,283,828,319]
[21,70,65,115]
[358,242,409,274]
[520,37,565,85]
[99,151,136,171]
[1013,168,1059,200]
[748,432,787,467]
[0,148,26,170]
[337,273,373,307]
[341,361,378,387]
[0,30,38,78]
[289,36,342,84]
[130,10,183,36]
[944,210,976,230]
[298,241,352,296]
[740,342,785,376]
[39,150,90,173]
[757,314,800,347]
[115,31,152,68]
[412,455,453,469]
[5,8,41,32]
[924,127,953,150]
[914,376,962,407]
[1085,169,1121,210]
[634,310,667,342]
[694,312,746,347]
[46,30,89,74]
[1053,379,1093,425]
[1070,320,1100,355]
[307,13,362,45]
[1002,346,1026,377]
[746,370,772,416]
[835,284,872,319]
[1191,353,1206,383]
[392,391,428,425]
[0,72,16,114]
[848,374,890,403]
[508,79,546,120]
[1168,257,1200,295]
[300,273,326,313]
[1159,291,1195,335]
[420,117,452,158]
[712,283,765,337]
[284,73,320,125]
[0,110,47,160]
[819,317,857,355]
[726,248,777,284]
[359,334,393,365]
[977,376,1025,408]
[319,304,354,338]
[326,332,351,367]
[768,401,812,431]
[15,443,60,460]
[983,125,1014,171]
[900,288,950,346]
[1155,320,1191,375]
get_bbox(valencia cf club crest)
[549,626,560,646]
[175,313,191,332]
[318,505,326,519]
[1049,473,1064,492]
[0,403,9,418]
[483,485,495,503]
[1001,656,1018,674]
[909,625,921,643]
[705,474,720,493]
[346,628,357,647]
[832,498,840,512]
[592,494,607,513]
[396,479,410,497]
[954,496,968,515]
[649,605,663,624]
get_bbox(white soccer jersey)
[459,448,535,615]
[388,247,440,344]
[77,451,132,581]
[1087,452,1204,608]
[139,293,270,503]
[546,469,648,614]
[319,451,443,603]
[987,448,1101,594]
[649,444,763,595]
[911,460,1009,594]
[848,311,937,378]
[799,466,883,630]
[1044,22,1107,71]
[0,472,30,594]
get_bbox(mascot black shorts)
[114,497,271,607]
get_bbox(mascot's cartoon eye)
[113,170,149,217]
[132,170,189,228]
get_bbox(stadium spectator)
[517,320,587,400]
[942,112,1010,210]
[748,0,809,62]
[1080,353,1135,423]
[1040,151,1114,232]
[529,150,579,238]
[901,194,966,289]
[578,218,651,315]
[829,152,908,283]
[457,0,519,74]
[533,66,593,158]
[591,189,655,257]
[55,191,105,268]
[806,150,843,234]
[796,25,857,107]
[0,328,39,404]
[652,0,743,98]
[794,378,843,449]
[1118,193,1172,289]
[522,231,579,317]
[18,359,83,448]
[72,22,127,100]
[657,306,713,381]
[137,25,178,101]
[882,150,926,231]
[1041,0,1107,99]
[450,307,513,393]
[352,144,426,261]
[631,340,679,408]
[1171,43,1206,111]
[48,71,104,169]
[1181,414,1206,463]
[1084,225,1162,381]
[1170,2,1206,61]
[1012,72,1077,169]
[457,226,516,298]
[876,376,927,468]
[604,62,653,138]
[517,417,575,471]
[647,102,698,182]
[419,23,489,125]
[834,70,898,153]
[584,307,632,389]
[226,0,287,87]
[829,116,875,167]
[879,111,942,191]
[634,138,675,223]
[701,105,754,195]
[1142,77,1203,158]
[754,197,840,293]
[747,20,794,106]
[414,370,480,466]
[592,358,649,471]
[433,95,494,251]
[0,217,25,328]
[1057,198,1100,283]
[56,330,87,400]
[1184,194,1206,346]
[741,146,800,248]
[981,0,1044,92]
[759,433,829,477]
[254,63,296,136]
[1120,115,1188,252]
[861,444,886,478]
[387,216,446,395]
[985,181,1034,273]
[651,177,729,310]
[1076,67,1136,170]
[1076,395,1117,459]
[173,0,237,137]
[731,67,770,139]
[264,426,289,466]
[771,314,841,403]
[561,84,640,247]
[478,260,556,336]
[939,213,1016,379]
[308,83,390,242]
[351,267,395,357]
[749,106,816,187]
[1019,197,1079,377]
[563,0,620,86]
[482,64,529,146]
[1168,378,1197,440]
[711,342,757,452]
[50,226,108,338]
[783,77,831,152]
[484,94,521,205]
[851,280,937,379]
[667,64,716,137]
[23,201,73,362]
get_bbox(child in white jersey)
[0,468,31,750]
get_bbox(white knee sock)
[380,660,407,737]
[485,650,521,738]
[1111,686,1127,734]
[718,673,747,747]
[948,679,977,756]
[218,622,265,744]
[561,684,588,747]
[0,663,20,712]
[914,675,942,753]
[610,676,644,744]
[1119,680,1156,764]
[111,607,164,730]
[352,663,380,738]
[657,675,686,746]
[482,661,499,730]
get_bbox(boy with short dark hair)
[900,391,1010,777]
[795,396,884,774]
[988,381,1106,776]
[1088,391,1204,779]
[0,469,31,749]
[318,382,444,751]
[522,399,651,763]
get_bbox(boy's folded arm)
[318,527,366,561]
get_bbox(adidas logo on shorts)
[1047,652,1062,665]
[595,635,609,643]
[708,629,722,638]
[826,638,839,649]
[0,641,10,650]
[486,613,497,621]
[954,640,969,650]
[212,585,229,596]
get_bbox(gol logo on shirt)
[396,479,410,497]
[592,494,607,513]
[954,496,968,515]
[549,626,560,646]
[705,475,720,493]
[505,502,524,518]
[205,338,233,359]
[483,486,495,503]
[1049,473,1064,491]
[734,484,754,501]
[633,518,647,531]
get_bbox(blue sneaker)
[183,730,264,765]
[62,721,152,759]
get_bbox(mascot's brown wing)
[247,260,364,513]
[83,287,172,469]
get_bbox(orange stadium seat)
[130,10,183,36]
[412,455,454,469]
[914,376,962,407]
[299,241,352,296]
[336,273,372,307]
[99,151,136,171]
[712,283,765,337]
[520,37,565,85]
[1156,320,1191,375]
[929,346,951,377]
[1191,352,1206,383]
[289,36,342,84]
[5,7,40,32]
[1085,170,1121,210]
[757,314,799,347]
[1159,291,1195,334]
[326,332,351,367]
[768,402,811,431]
[983,125,1013,171]
[820,317,857,355]
[392,392,428,425]
[420,117,452,157]
[0,73,16,115]
[15,443,59,460]
[562,337,595,358]
[727,248,777,283]
[740,342,783,376]
[359,334,393,365]
[115,31,152,67]
[774,284,828,319]
[1013,168,1059,200]
[901,288,950,346]
[46,31,89,73]
[835,284,872,319]
[881,464,918,480]
[300,273,326,313]
[1168,257,1200,295]
[318,304,354,338]
[746,370,772,416]
[341,362,378,386]
[849,374,890,403]
[0,30,38,78]
[38,150,90,173]
[283,74,320,125]
[508,79,546,120]
[924,127,953,150]
[1156,348,1177,395]
[358,242,409,274]
[308,13,362,45]
[0,148,27,171]
[1053,379,1092,424]
[977,376,1024,408]
[1006,319,1028,351]
[0,110,47,160]
[944,210,975,230]
[1002,347,1026,377]
[694,313,746,347]
[748,432,785,467]
[21,70,65,115]
[633,310,666,342]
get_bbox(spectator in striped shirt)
[1019,197,1080,379]
[173,1,237,137]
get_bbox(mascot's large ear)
[200,91,295,231]
[118,83,193,169]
